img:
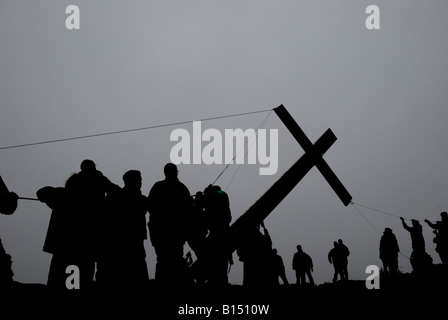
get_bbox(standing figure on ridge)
[379,228,400,276]
[337,239,350,281]
[270,248,289,285]
[328,241,346,282]
[292,245,314,286]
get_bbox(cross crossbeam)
[229,104,352,249]
[274,104,352,206]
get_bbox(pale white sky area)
[1,1,448,286]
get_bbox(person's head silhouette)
[80,159,96,173]
[123,170,142,191]
[164,163,178,180]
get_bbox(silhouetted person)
[425,212,448,265]
[37,175,87,290]
[147,163,192,285]
[202,184,232,286]
[267,248,289,286]
[328,241,344,282]
[0,176,18,288]
[98,170,149,289]
[37,159,117,290]
[379,228,400,276]
[401,217,432,272]
[237,222,273,287]
[337,239,350,280]
[292,245,314,286]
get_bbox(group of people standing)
[35,160,235,290]
[376,213,448,277]
[2,160,448,291]
[285,211,448,286]
[289,239,349,286]
[35,160,149,290]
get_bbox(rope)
[18,197,39,201]
[223,111,273,191]
[0,108,273,151]
[211,110,273,188]
[351,203,381,235]
[351,202,411,260]
[351,201,423,222]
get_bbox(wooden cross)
[274,104,352,206]
[230,104,352,247]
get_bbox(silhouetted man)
[37,159,117,290]
[267,248,288,286]
[147,163,192,284]
[37,176,83,290]
[328,241,343,282]
[0,176,18,288]
[425,212,448,265]
[202,184,232,286]
[379,228,400,276]
[292,245,314,285]
[237,222,273,287]
[99,170,149,289]
[401,217,432,272]
[337,239,350,280]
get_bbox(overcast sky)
[1,1,448,286]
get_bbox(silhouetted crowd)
[1,160,448,292]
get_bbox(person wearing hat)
[379,228,400,276]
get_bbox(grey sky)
[1,1,447,285]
